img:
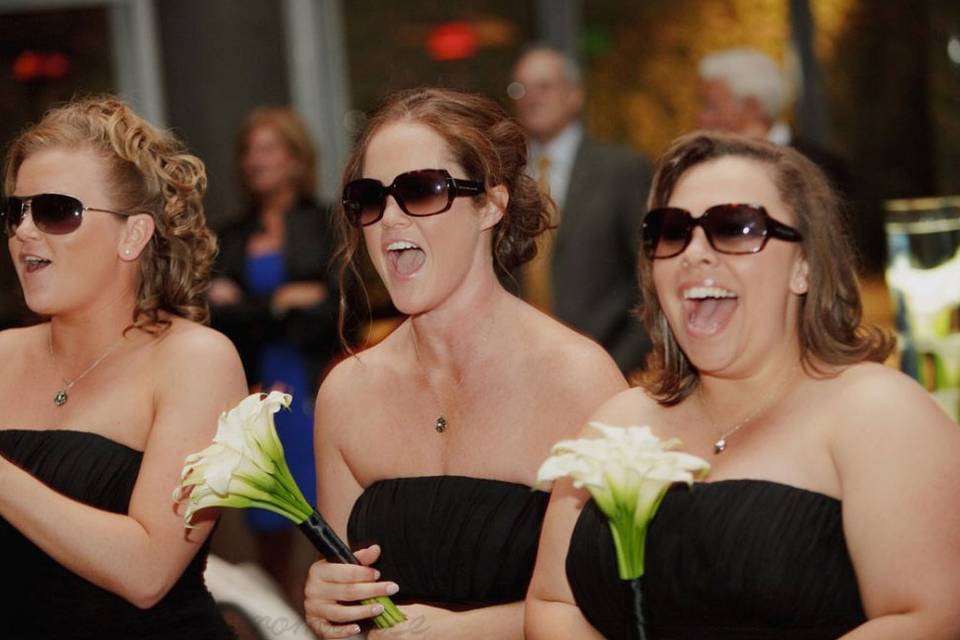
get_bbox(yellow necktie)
[523,155,557,312]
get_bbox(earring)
[123,249,132,256]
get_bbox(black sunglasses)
[342,168,485,227]
[642,203,803,259]
[2,193,128,237]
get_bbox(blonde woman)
[0,96,246,638]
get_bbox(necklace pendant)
[434,416,448,433]
[54,390,68,407]
[713,438,727,455]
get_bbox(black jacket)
[210,198,340,392]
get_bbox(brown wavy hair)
[236,106,317,204]
[3,95,216,332]
[335,87,552,344]
[639,131,894,405]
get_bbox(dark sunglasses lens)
[2,198,23,235]
[34,194,84,234]
[642,211,663,257]
[3,194,83,235]
[343,180,385,226]
[706,205,766,253]
[394,171,450,216]
[647,208,693,258]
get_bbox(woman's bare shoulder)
[153,317,242,367]
[0,323,43,352]
[823,360,957,445]
[521,311,627,389]
[581,386,663,431]
[314,336,407,429]
[827,361,934,410]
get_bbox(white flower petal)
[173,392,309,529]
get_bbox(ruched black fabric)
[347,475,549,607]
[566,479,866,640]
[0,429,234,640]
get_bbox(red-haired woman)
[302,88,628,639]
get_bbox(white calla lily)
[536,422,710,580]
[172,392,408,629]
[172,392,312,527]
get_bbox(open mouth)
[386,240,425,277]
[23,255,52,274]
[682,285,738,335]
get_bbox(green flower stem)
[607,513,648,580]
[366,595,407,629]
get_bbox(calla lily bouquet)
[537,422,710,579]
[172,391,405,629]
[537,422,710,638]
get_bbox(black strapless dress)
[566,479,866,640]
[0,429,235,640]
[347,475,549,607]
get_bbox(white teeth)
[387,241,420,251]
[683,286,737,300]
[24,256,50,265]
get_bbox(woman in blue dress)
[209,106,339,601]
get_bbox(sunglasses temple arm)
[450,179,485,196]
[770,220,803,241]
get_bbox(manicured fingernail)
[373,569,381,580]
[385,582,399,595]
[351,625,361,634]
[372,604,385,615]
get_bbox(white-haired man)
[510,45,651,375]
[697,46,849,192]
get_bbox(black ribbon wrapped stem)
[631,577,648,640]
[298,510,359,564]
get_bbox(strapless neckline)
[0,429,233,639]
[0,428,144,453]
[348,475,549,607]
[566,478,865,639]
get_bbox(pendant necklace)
[48,330,125,407]
[412,338,450,434]
[702,364,799,455]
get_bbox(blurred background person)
[208,106,339,606]
[0,95,246,638]
[697,46,851,197]
[510,44,652,376]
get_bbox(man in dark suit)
[510,45,652,374]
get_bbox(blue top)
[242,252,316,532]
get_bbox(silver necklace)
[702,365,798,455]
[48,330,125,407]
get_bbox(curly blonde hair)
[3,95,216,332]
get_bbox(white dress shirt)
[528,122,584,212]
